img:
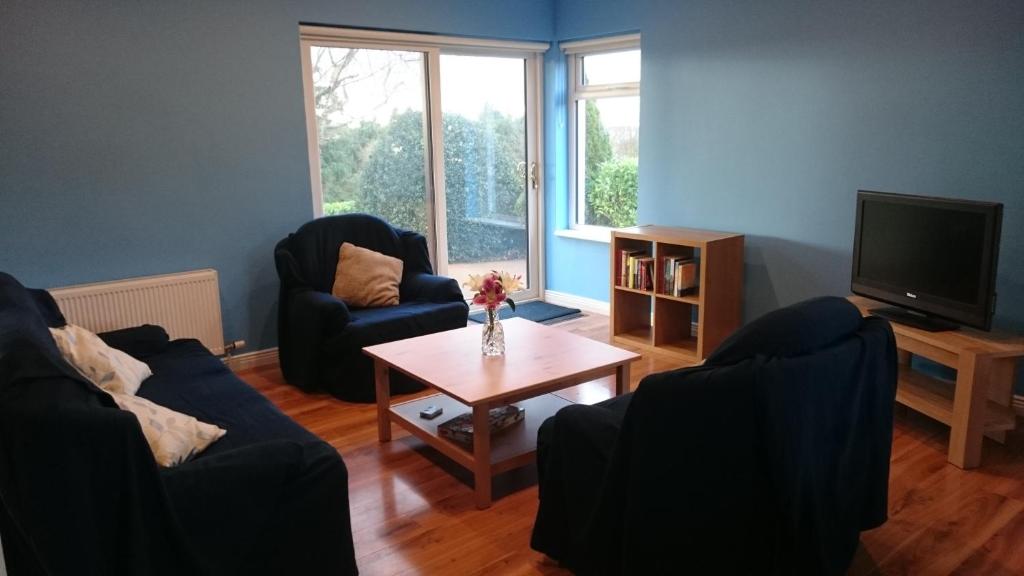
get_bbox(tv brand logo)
[906,292,918,299]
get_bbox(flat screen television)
[851,190,1002,331]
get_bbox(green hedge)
[323,200,357,216]
[586,158,638,228]
[318,110,529,263]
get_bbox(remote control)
[419,405,443,419]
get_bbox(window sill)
[554,227,612,244]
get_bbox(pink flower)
[465,270,518,312]
[482,275,498,292]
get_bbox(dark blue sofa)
[0,272,358,575]
[275,214,469,402]
[531,297,898,575]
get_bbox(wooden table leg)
[375,360,391,443]
[472,404,492,509]
[986,358,1017,444]
[615,362,631,396]
[948,350,991,468]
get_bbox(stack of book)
[618,250,654,291]
[662,257,698,296]
[437,405,525,447]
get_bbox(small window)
[581,50,641,85]
[565,35,641,229]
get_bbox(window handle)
[530,161,539,190]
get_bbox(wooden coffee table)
[364,318,640,508]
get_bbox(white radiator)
[48,269,225,355]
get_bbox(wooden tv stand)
[849,296,1024,468]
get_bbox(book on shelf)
[636,257,654,291]
[620,249,641,287]
[661,257,698,297]
[437,405,525,447]
[618,249,653,291]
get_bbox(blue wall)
[543,3,640,302]
[3,0,1022,376]
[548,1,1022,332]
[0,0,552,351]
[550,0,1023,389]
[637,0,1023,333]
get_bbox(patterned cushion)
[110,392,226,467]
[49,324,152,395]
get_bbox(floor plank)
[237,313,1024,576]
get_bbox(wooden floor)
[239,313,1024,576]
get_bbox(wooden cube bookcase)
[610,225,744,363]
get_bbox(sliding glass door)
[439,54,537,298]
[301,31,542,301]
[305,45,434,241]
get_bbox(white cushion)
[50,324,152,395]
[110,392,226,467]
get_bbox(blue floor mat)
[468,300,583,325]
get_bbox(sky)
[311,46,641,131]
[312,47,524,127]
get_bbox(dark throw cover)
[531,296,898,575]
[275,214,469,402]
[0,272,358,575]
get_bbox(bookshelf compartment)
[612,289,653,344]
[654,297,696,350]
[614,238,656,292]
[659,337,699,359]
[614,327,653,349]
[655,245,700,299]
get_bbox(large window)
[300,27,546,300]
[565,35,641,230]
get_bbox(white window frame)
[563,33,641,234]
[298,25,548,300]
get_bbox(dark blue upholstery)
[138,339,321,456]
[0,272,357,575]
[275,214,468,402]
[27,288,66,328]
[706,295,865,365]
[96,324,170,359]
[532,296,898,575]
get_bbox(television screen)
[852,191,1002,330]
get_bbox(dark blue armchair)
[274,214,468,402]
[531,297,898,575]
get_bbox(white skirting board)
[223,348,279,372]
[544,290,610,316]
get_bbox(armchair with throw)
[275,214,469,402]
[531,296,898,575]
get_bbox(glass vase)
[481,307,505,356]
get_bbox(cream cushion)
[110,392,226,467]
[49,324,151,395]
[331,242,403,307]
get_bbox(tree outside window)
[568,41,641,229]
[310,47,528,264]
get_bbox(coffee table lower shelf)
[390,393,573,477]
